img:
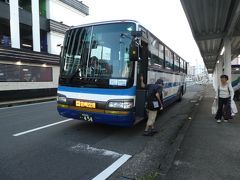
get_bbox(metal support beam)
[226,1,240,37]
[203,51,219,56]
[195,33,225,41]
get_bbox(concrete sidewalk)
[166,85,240,180]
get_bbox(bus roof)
[69,19,139,30]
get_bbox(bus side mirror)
[129,43,139,61]
[129,32,143,61]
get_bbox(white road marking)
[0,100,56,110]
[70,143,122,158]
[92,154,132,180]
[13,118,73,137]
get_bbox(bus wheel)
[177,90,182,102]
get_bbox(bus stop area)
[165,85,240,180]
[162,1,240,179]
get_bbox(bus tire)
[177,89,183,102]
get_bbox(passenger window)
[174,54,180,72]
[165,47,173,70]
[148,35,163,69]
[180,59,185,73]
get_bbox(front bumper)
[57,104,134,127]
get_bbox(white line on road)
[0,101,56,110]
[92,154,132,180]
[13,118,73,137]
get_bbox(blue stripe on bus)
[58,86,136,96]
[59,83,183,95]
[164,82,183,88]
[163,94,178,102]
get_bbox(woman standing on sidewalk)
[215,75,234,123]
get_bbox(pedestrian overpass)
[181,0,240,89]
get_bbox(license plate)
[79,113,93,122]
[75,100,96,108]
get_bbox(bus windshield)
[60,22,136,80]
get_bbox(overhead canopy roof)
[180,0,240,73]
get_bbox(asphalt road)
[0,84,203,180]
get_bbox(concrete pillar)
[9,0,20,49]
[223,38,232,82]
[45,0,51,19]
[213,59,223,90]
[46,0,52,54]
[47,32,52,54]
[213,67,218,91]
[31,0,41,52]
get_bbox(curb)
[157,94,204,180]
[0,97,56,108]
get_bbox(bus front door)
[135,41,148,123]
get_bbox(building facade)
[0,0,89,101]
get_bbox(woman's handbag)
[231,100,238,115]
[211,99,218,115]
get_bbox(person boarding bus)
[140,76,164,136]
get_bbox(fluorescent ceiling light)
[220,47,225,55]
[22,44,32,47]
[16,61,22,65]
[42,63,47,67]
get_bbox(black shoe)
[151,128,158,134]
[143,130,153,136]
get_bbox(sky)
[82,0,204,66]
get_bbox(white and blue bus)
[57,20,188,127]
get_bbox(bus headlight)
[108,100,134,109]
[57,94,67,103]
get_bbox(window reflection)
[61,23,135,79]
[165,47,173,70]
[0,64,52,82]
